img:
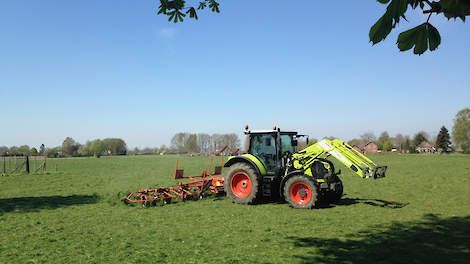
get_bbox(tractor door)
[249,133,277,175]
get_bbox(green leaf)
[427,23,441,51]
[198,1,207,10]
[186,7,198,19]
[397,22,441,55]
[441,0,470,21]
[369,15,393,44]
[377,0,391,4]
[209,0,220,13]
[369,0,411,44]
[157,0,169,15]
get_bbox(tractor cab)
[245,126,306,176]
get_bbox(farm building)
[214,145,229,156]
[416,141,436,153]
[228,148,240,156]
[352,145,364,154]
[364,142,378,154]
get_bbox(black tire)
[283,174,319,209]
[326,179,343,203]
[224,162,261,204]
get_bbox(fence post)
[26,156,30,174]
[3,155,5,175]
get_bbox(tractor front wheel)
[224,162,260,204]
[284,175,319,209]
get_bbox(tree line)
[0,137,127,158]
[169,133,240,154]
[346,108,470,153]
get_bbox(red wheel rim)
[230,172,252,198]
[290,182,311,205]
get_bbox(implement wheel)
[284,175,319,209]
[224,162,260,204]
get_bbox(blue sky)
[1,0,469,148]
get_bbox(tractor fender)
[279,170,304,198]
[224,155,266,176]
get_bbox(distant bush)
[46,148,59,158]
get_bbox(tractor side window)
[250,134,276,174]
[280,135,295,154]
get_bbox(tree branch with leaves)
[155,0,469,55]
[157,0,220,23]
[370,0,470,55]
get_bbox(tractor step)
[262,176,274,197]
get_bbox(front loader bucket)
[370,166,387,179]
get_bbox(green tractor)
[223,126,387,209]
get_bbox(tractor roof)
[246,130,298,135]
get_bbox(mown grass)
[1,154,469,263]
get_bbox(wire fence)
[1,156,58,176]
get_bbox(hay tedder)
[125,126,387,209]
[124,158,225,207]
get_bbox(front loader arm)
[291,139,387,179]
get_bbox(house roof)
[215,145,228,153]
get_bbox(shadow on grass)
[288,214,470,264]
[333,197,409,209]
[0,194,100,214]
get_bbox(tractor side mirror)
[292,140,298,146]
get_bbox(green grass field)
[1,154,470,263]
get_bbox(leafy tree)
[90,139,106,158]
[383,140,394,152]
[452,108,470,153]
[436,126,452,152]
[103,138,127,155]
[18,145,30,156]
[46,147,59,158]
[30,147,38,156]
[413,132,428,147]
[62,137,80,156]
[78,145,92,157]
[377,131,390,150]
[8,146,19,156]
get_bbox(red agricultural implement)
[124,157,225,207]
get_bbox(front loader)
[223,126,387,209]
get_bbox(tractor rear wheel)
[284,175,319,209]
[224,162,260,204]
